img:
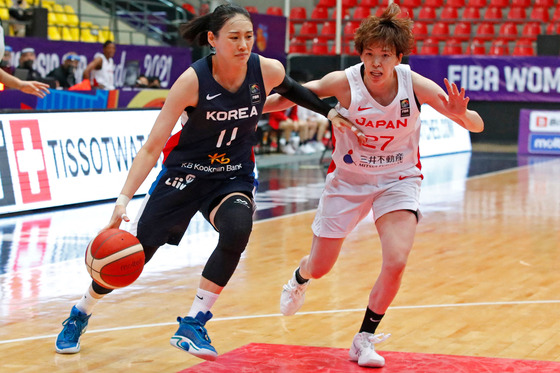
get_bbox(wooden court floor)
[1,154,559,372]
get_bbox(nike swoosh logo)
[399,176,408,180]
[369,318,382,322]
[206,93,222,100]
[196,295,204,300]
[358,106,372,111]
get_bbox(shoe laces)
[178,316,212,343]
[363,333,391,347]
[284,278,308,295]
[61,316,85,340]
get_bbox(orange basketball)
[85,228,145,289]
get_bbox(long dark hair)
[179,3,251,46]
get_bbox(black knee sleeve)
[202,195,254,287]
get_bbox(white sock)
[187,288,219,318]
[75,284,105,315]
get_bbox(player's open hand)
[19,80,50,98]
[327,108,367,145]
[438,78,468,116]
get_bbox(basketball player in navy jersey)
[267,4,484,368]
[55,3,362,361]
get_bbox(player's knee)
[214,194,254,254]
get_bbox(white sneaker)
[298,143,316,154]
[280,272,310,316]
[281,143,296,155]
[312,141,326,152]
[349,332,391,368]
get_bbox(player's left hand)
[328,108,367,145]
[438,78,468,116]
[19,80,50,98]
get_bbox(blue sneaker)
[55,305,91,354]
[170,311,217,361]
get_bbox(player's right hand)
[327,108,366,145]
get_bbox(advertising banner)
[4,36,191,89]
[409,56,560,103]
[419,104,472,157]
[518,109,560,155]
[0,110,181,215]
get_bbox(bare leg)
[298,235,345,280]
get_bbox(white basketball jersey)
[92,53,115,90]
[333,63,422,175]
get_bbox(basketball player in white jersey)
[266,3,484,368]
[83,40,116,90]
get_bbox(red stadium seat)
[484,7,503,22]
[439,7,459,22]
[513,39,534,56]
[353,6,371,20]
[475,22,495,40]
[299,22,319,40]
[431,22,450,40]
[266,7,283,16]
[289,37,308,53]
[489,39,510,55]
[442,39,464,55]
[311,37,331,54]
[462,7,481,22]
[454,22,472,41]
[424,0,443,7]
[507,7,526,23]
[321,21,337,37]
[488,0,509,6]
[552,7,560,23]
[343,0,358,7]
[529,7,550,23]
[401,0,422,8]
[446,0,465,7]
[332,7,351,20]
[245,6,258,13]
[412,21,429,41]
[290,7,307,21]
[398,6,414,19]
[533,0,553,7]
[466,0,487,7]
[417,7,437,22]
[498,22,518,40]
[360,0,379,6]
[468,39,487,55]
[420,38,440,55]
[318,0,337,6]
[510,0,530,6]
[375,7,385,17]
[311,6,330,22]
[521,22,542,41]
[546,22,560,34]
[343,21,360,38]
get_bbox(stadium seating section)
[1,0,115,43]
[283,0,560,56]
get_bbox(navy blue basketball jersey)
[162,53,265,180]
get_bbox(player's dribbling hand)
[103,194,131,231]
[328,108,366,145]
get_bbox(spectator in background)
[17,47,42,81]
[47,53,79,89]
[297,105,329,152]
[135,74,149,88]
[0,30,49,97]
[148,76,161,88]
[1,45,14,75]
[9,0,32,37]
[268,107,299,154]
[83,40,116,90]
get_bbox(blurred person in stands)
[47,52,79,89]
[1,45,14,75]
[148,76,161,88]
[268,107,299,154]
[0,26,49,97]
[17,47,42,81]
[83,40,116,90]
[55,3,358,362]
[268,4,484,368]
[135,74,149,88]
[9,0,32,37]
[296,105,330,153]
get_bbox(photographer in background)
[9,0,33,37]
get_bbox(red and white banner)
[0,110,180,215]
